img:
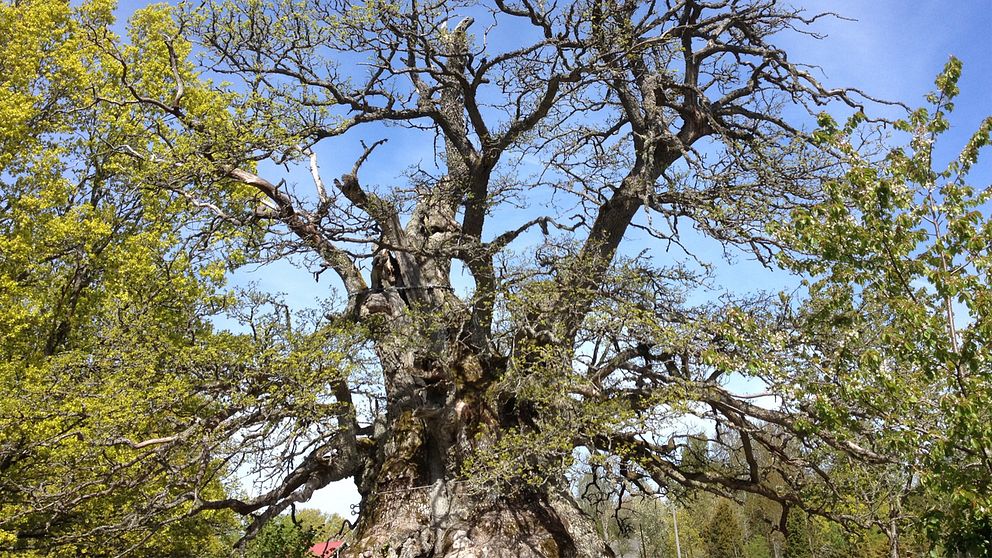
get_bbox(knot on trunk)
[359,291,395,317]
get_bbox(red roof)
[309,540,343,557]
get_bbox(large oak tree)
[2,0,988,556]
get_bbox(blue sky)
[113,0,992,519]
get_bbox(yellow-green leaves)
[1,0,75,168]
[1,0,279,551]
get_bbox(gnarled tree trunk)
[351,473,604,557]
[344,252,608,557]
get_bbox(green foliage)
[785,512,813,558]
[1,0,227,551]
[1,0,359,552]
[706,500,744,558]
[742,536,772,558]
[244,510,346,558]
[779,57,992,556]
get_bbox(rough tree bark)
[342,184,608,556]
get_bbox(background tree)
[1,0,239,554]
[706,499,744,558]
[244,509,348,558]
[780,57,992,556]
[784,512,813,558]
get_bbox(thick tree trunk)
[342,249,608,557]
[343,338,603,554]
[348,479,606,557]
[346,358,607,556]
[347,386,607,556]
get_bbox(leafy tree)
[292,509,348,545]
[781,57,992,556]
[1,0,349,554]
[784,512,813,558]
[626,497,674,558]
[706,500,744,558]
[1,0,239,554]
[244,510,347,558]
